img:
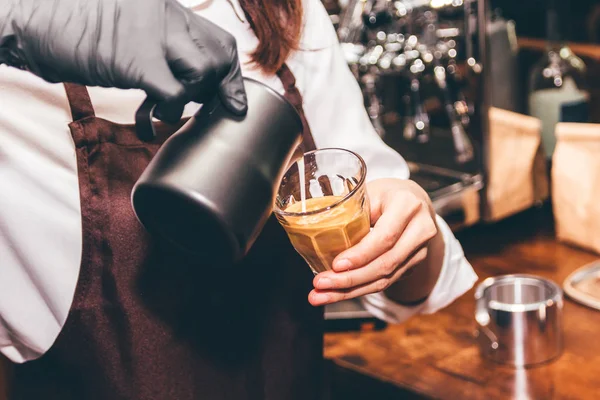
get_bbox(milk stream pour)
[298,157,307,212]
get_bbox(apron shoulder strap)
[238,1,317,152]
[276,64,317,152]
[61,65,316,152]
[63,83,96,121]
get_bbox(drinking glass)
[274,148,371,274]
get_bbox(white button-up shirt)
[0,0,477,363]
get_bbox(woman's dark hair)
[238,0,304,74]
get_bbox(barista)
[0,0,477,398]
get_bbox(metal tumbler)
[474,274,564,367]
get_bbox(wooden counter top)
[324,205,600,400]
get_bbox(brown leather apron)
[10,65,325,400]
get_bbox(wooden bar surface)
[324,205,600,400]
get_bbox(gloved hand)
[0,0,247,120]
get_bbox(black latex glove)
[0,0,247,120]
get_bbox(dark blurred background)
[495,0,600,123]
[492,0,600,43]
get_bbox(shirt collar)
[180,0,247,22]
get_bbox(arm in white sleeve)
[297,0,477,322]
[360,215,478,324]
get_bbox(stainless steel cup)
[474,274,564,367]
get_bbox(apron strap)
[63,83,96,121]
[61,67,317,153]
[276,64,317,152]
[238,2,316,152]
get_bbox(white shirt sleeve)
[297,0,478,323]
[360,215,478,324]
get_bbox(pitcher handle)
[474,277,499,350]
[135,96,158,142]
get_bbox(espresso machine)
[324,0,493,327]
[332,0,493,228]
